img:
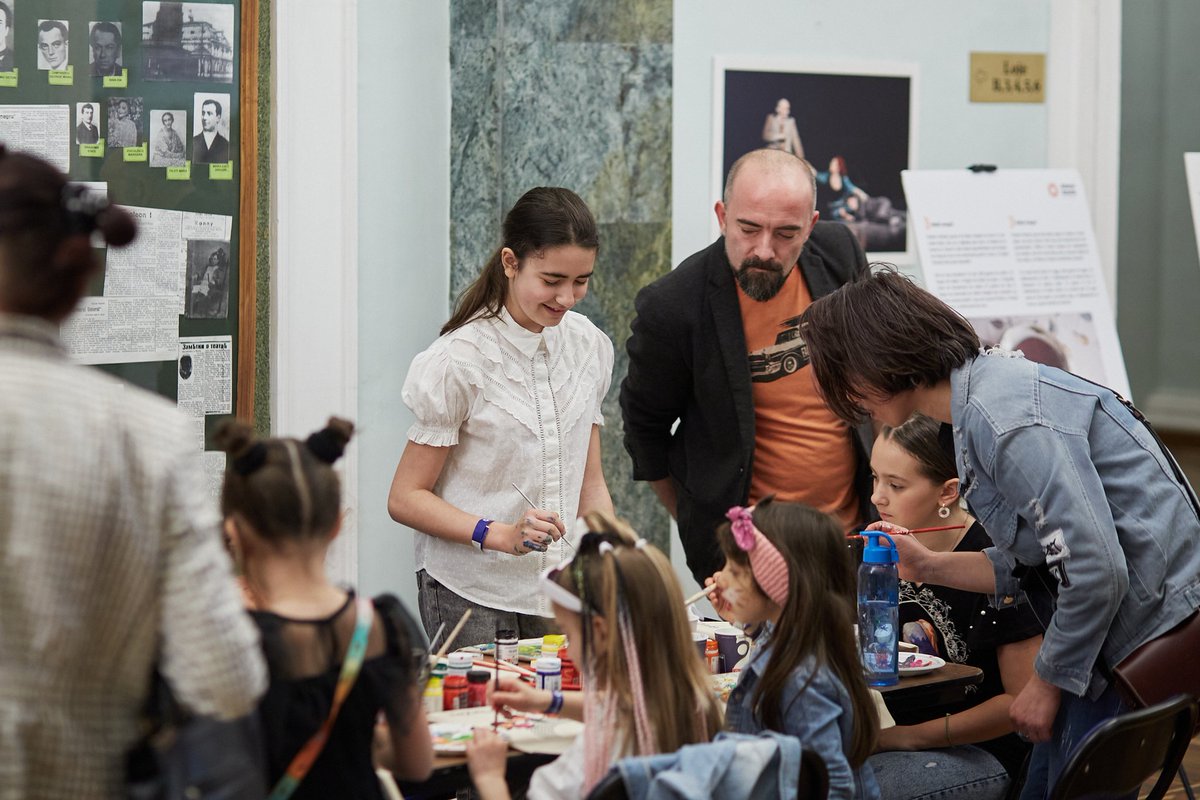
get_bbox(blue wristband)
[545,689,564,715]
[471,518,493,550]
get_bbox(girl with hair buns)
[388,186,615,645]
[709,496,880,800]
[216,417,433,798]
[465,511,723,800]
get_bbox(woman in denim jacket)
[799,270,1200,798]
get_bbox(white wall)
[673,1,1053,273]
[354,3,451,610]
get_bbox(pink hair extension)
[618,606,654,756]
[581,675,617,794]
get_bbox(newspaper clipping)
[0,104,71,173]
[178,335,233,418]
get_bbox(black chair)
[1047,693,1198,800]
[585,746,829,800]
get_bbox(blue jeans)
[869,745,1008,800]
[1017,682,1130,800]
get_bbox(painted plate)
[898,653,946,675]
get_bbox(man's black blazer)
[620,221,874,584]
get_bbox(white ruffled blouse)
[401,307,614,616]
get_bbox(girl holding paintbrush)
[465,512,723,799]
[862,413,1043,800]
[388,186,614,646]
[217,417,434,797]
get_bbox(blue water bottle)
[857,531,900,687]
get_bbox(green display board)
[0,0,260,441]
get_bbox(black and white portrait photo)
[106,97,143,149]
[186,240,230,319]
[88,21,123,77]
[142,2,234,83]
[0,1,15,73]
[76,102,101,145]
[36,19,68,71]
[192,92,230,165]
[149,108,186,166]
[714,58,917,258]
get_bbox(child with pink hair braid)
[466,511,723,799]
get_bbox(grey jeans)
[416,569,558,647]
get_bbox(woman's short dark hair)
[800,267,980,422]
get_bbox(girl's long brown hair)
[717,497,878,766]
[557,512,723,756]
[441,186,598,336]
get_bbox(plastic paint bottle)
[443,673,469,710]
[541,634,566,659]
[705,638,721,674]
[466,670,491,708]
[447,651,474,678]
[857,531,900,687]
[423,663,446,714]
[557,646,579,690]
[534,656,562,692]
[496,629,519,665]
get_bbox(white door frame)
[271,0,360,584]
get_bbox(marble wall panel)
[450,0,673,548]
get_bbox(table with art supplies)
[397,619,982,798]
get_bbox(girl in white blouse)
[388,187,615,643]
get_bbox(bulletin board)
[0,0,264,453]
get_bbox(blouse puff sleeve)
[401,342,472,447]
[592,328,616,426]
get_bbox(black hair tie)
[232,442,268,475]
[305,428,344,464]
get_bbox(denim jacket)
[724,623,880,800]
[951,351,1200,698]
[615,731,802,800]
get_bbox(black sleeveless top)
[251,592,423,799]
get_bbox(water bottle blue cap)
[860,531,898,564]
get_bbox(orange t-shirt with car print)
[736,266,860,531]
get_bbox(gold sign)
[970,52,1045,103]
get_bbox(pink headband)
[727,505,790,606]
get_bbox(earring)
[937,504,951,519]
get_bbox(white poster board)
[1185,153,1200,268]
[902,169,1130,398]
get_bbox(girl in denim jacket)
[800,269,1200,799]
[709,497,881,800]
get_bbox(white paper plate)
[898,653,946,675]
[427,707,581,754]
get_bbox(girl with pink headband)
[711,496,881,800]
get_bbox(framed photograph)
[142,2,235,83]
[713,57,918,260]
[75,101,101,145]
[0,1,15,72]
[149,108,186,167]
[192,92,231,164]
[88,21,123,77]
[106,96,143,148]
[186,240,231,319]
[36,19,69,71]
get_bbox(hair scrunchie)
[726,505,790,607]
